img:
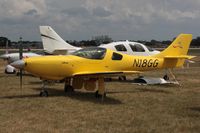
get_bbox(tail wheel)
[163,75,169,80]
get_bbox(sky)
[0,0,199,41]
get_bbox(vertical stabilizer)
[153,34,193,68]
[154,34,192,58]
[40,26,79,54]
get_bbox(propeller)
[19,37,23,89]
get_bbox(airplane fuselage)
[10,34,192,97]
[0,52,40,63]
[22,49,184,80]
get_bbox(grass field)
[0,61,200,132]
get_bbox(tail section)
[154,34,192,58]
[40,26,80,54]
[153,34,193,68]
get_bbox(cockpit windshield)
[71,47,106,60]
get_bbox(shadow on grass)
[0,87,122,105]
[108,87,171,94]
[66,91,122,105]
[0,85,171,104]
[0,94,39,99]
[134,88,171,94]
[32,87,122,105]
[28,81,42,85]
[0,75,7,78]
[185,107,200,118]
[189,107,200,112]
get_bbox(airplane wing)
[72,71,142,77]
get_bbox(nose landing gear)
[39,81,49,97]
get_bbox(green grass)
[0,62,199,133]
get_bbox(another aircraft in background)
[101,40,160,56]
[0,52,40,74]
[40,26,81,55]
[40,26,160,56]
[11,34,194,98]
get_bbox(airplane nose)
[10,60,25,69]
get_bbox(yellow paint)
[23,34,193,80]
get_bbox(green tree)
[0,37,11,48]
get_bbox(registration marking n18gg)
[133,59,159,67]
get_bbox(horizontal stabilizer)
[154,34,192,58]
[164,55,196,59]
[132,77,179,85]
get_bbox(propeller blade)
[20,69,22,89]
[19,37,23,90]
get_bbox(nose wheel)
[39,80,49,97]
[64,78,74,93]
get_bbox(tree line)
[0,35,200,49]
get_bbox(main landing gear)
[39,79,75,97]
[64,85,74,93]
[64,78,74,93]
[39,77,107,101]
[95,90,106,98]
[64,77,107,100]
[95,77,107,101]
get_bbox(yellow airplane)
[11,34,194,98]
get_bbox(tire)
[5,69,16,74]
[39,90,48,97]
[95,90,106,98]
[163,75,169,80]
[64,85,74,92]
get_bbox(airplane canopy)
[71,47,106,60]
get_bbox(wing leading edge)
[72,71,141,77]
